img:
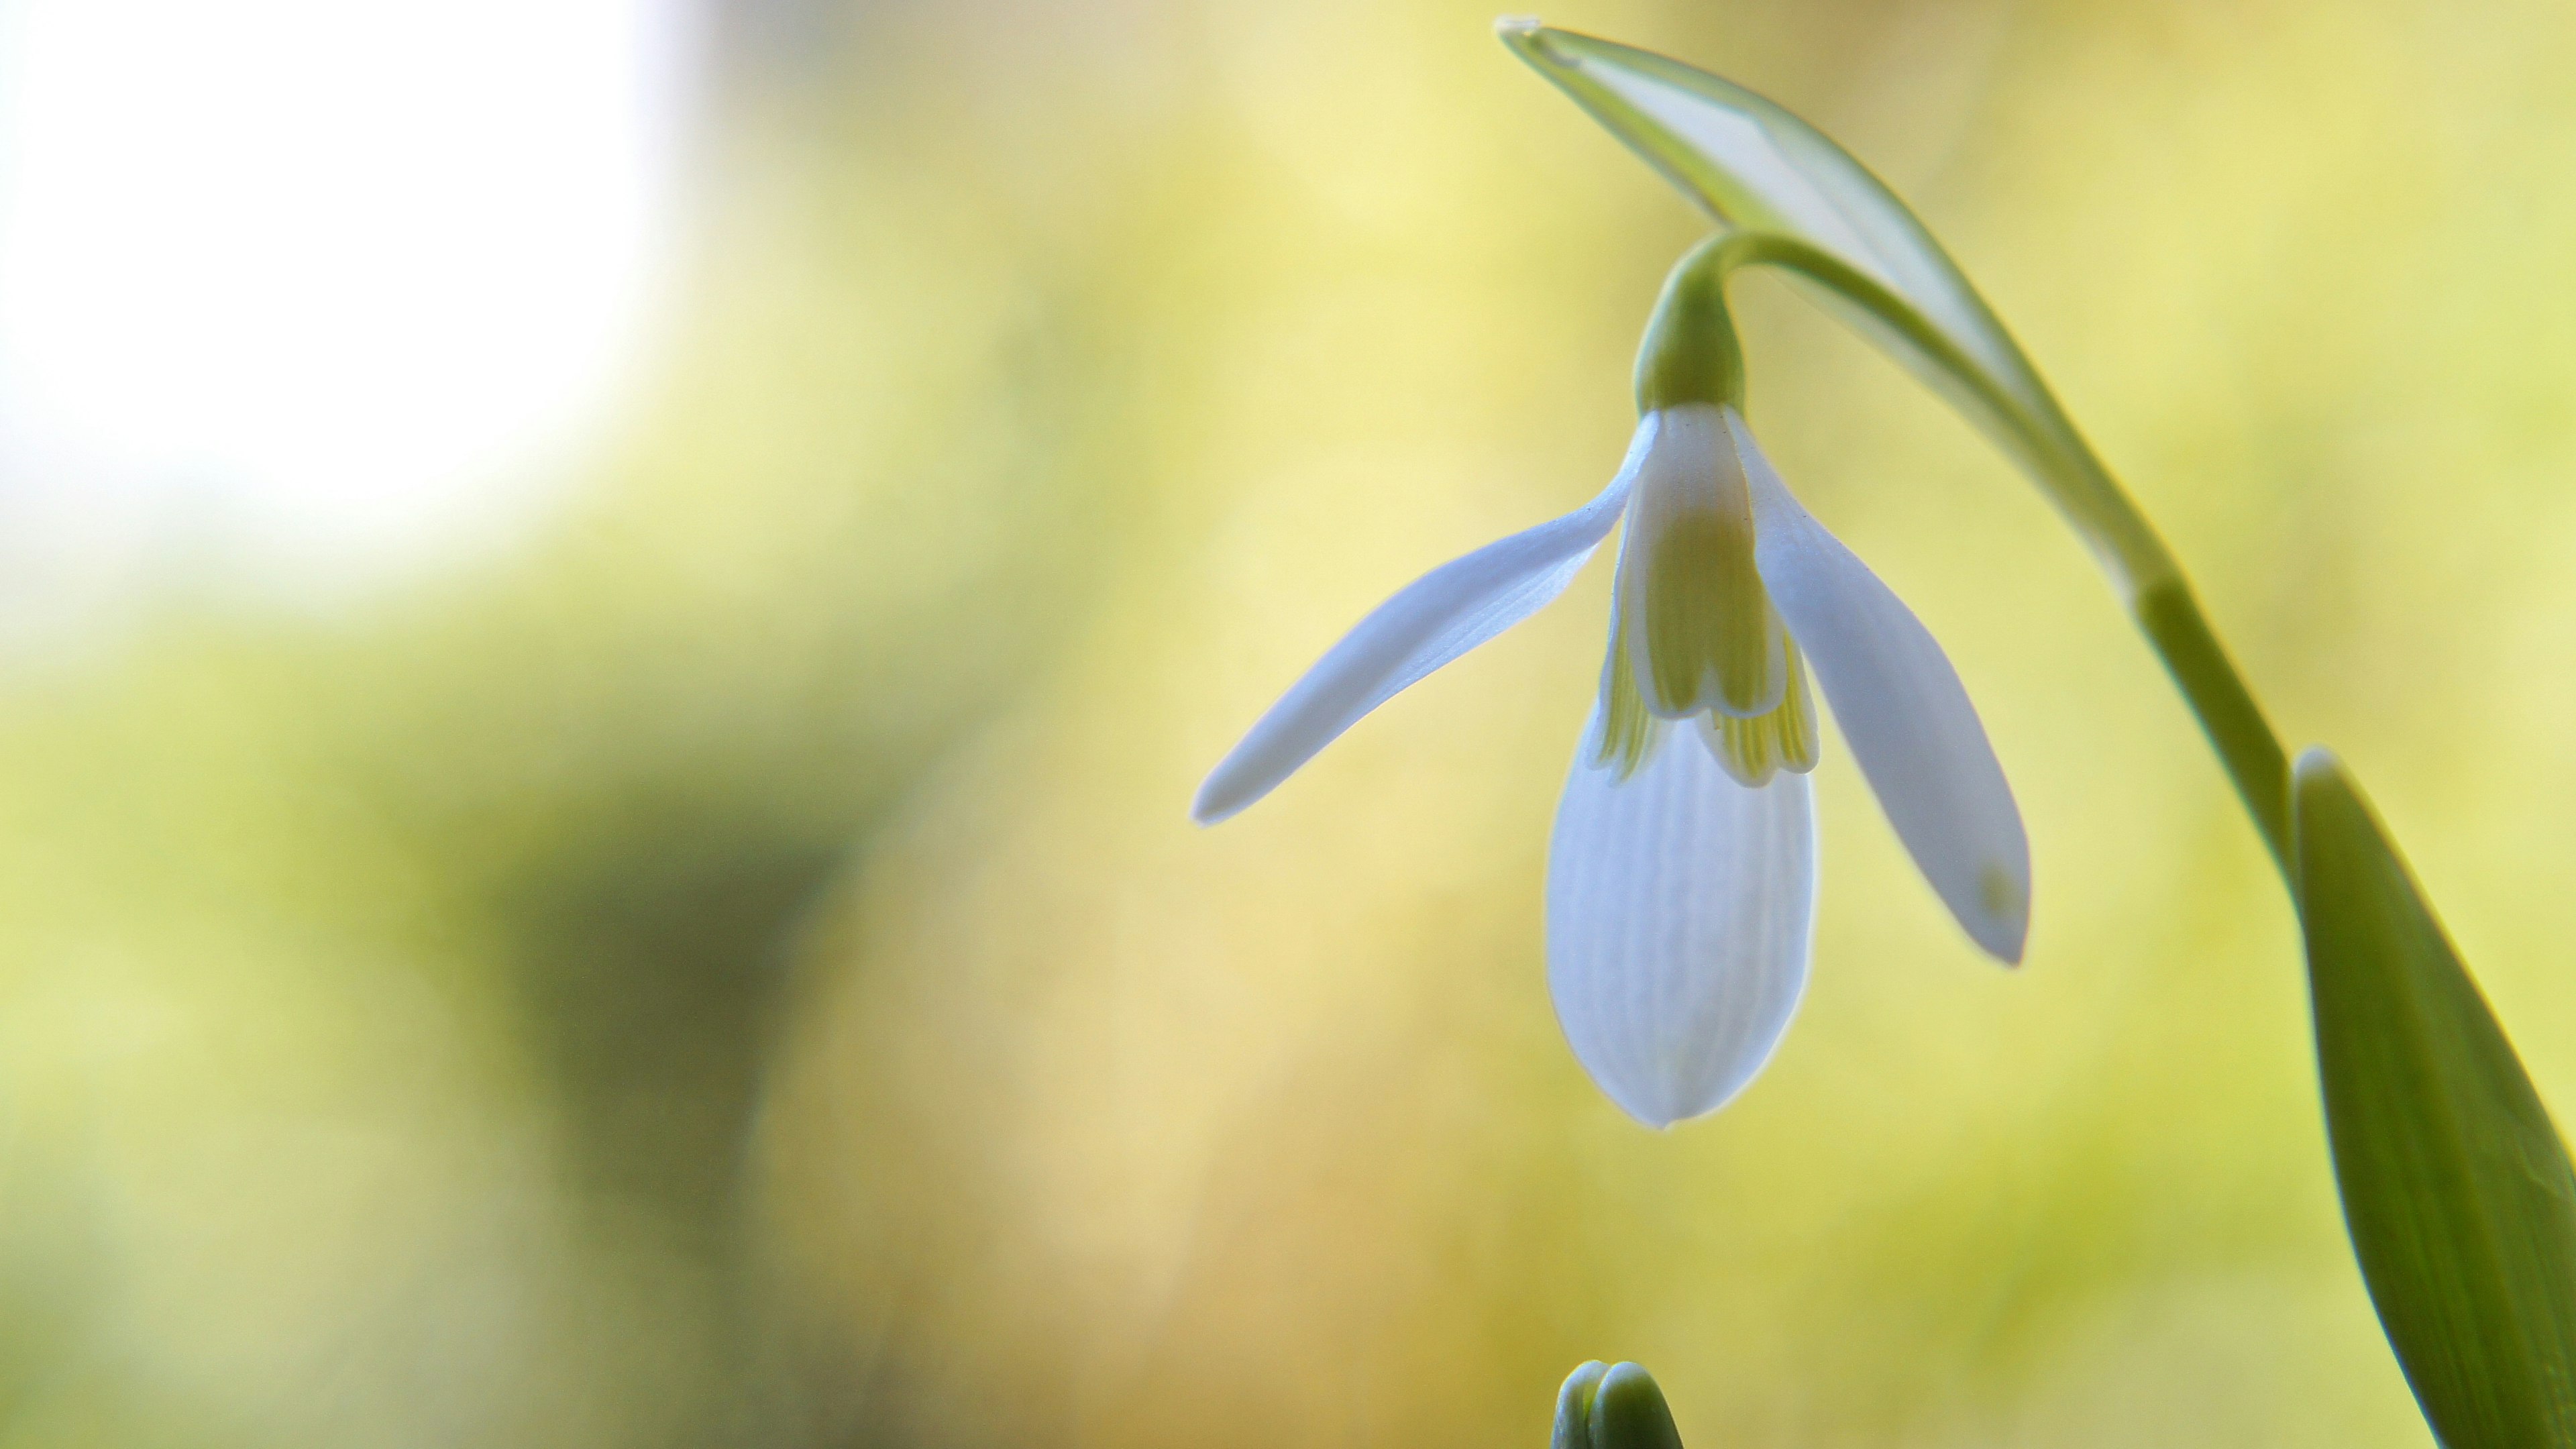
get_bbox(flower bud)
[1550,1361,1607,1449]
[1550,1360,1686,1449]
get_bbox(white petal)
[1731,411,2030,963]
[1192,423,1652,824]
[1546,711,1818,1128]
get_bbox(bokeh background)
[2,0,2573,1442]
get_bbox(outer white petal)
[1730,411,2030,963]
[1192,423,1652,824]
[1546,712,1818,1128]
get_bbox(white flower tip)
[1584,1043,1778,1130]
[2291,744,2341,785]
[1603,1083,1736,1132]
[1495,15,1544,38]
[1983,928,2027,969]
[1189,769,1254,827]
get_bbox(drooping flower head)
[1197,237,2027,1126]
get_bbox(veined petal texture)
[1732,412,2029,963]
[1192,424,1651,824]
[1546,710,1817,1128]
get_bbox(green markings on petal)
[1617,404,1789,720]
[1978,861,2025,924]
[1636,511,1784,716]
[1593,606,1661,779]
[1697,641,1819,786]
[1599,405,1816,785]
[1599,604,1819,788]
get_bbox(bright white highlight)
[0,0,693,618]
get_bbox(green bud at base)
[1551,1360,1686,1449]
[1550,1362,1609,1449]
[1633,237,1746,415]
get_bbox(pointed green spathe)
[2294,751,2576,1447]
[1497,17,2165,600]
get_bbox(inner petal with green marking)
[1615,403,1788,720]
[1698,643,1819,786]
[1594,602,1817,786]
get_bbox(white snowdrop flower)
[1195,239,2027,1127]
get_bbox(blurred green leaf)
[2294,749,2576,1445]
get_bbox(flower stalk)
[1500,19,2576,1442]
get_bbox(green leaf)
[2294,749,2576,1445]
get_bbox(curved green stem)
[2137,578,2290,869]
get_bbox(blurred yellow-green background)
[5,0,2576,1443]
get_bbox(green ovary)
[1594,612,1656,777]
